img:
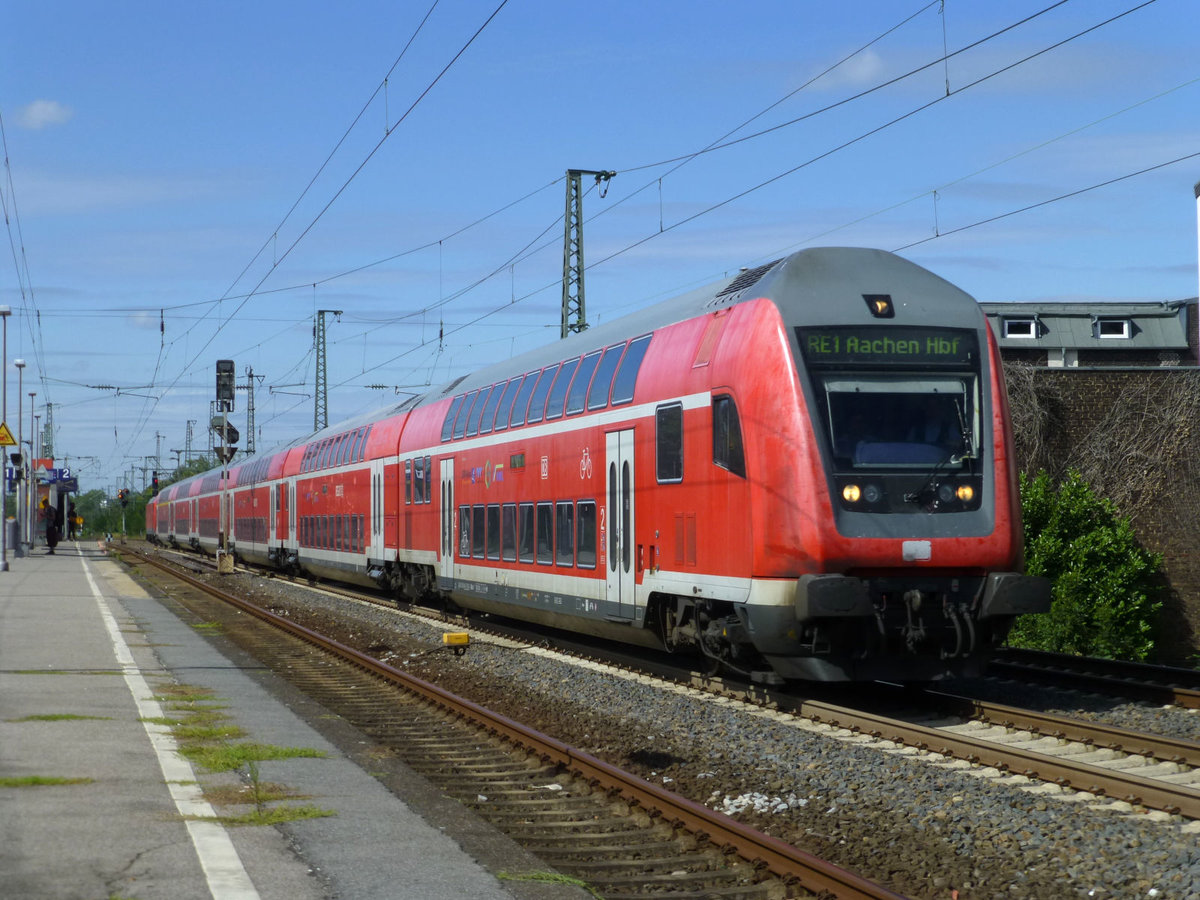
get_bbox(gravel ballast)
[215,571,1200,900]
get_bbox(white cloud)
[16,99,73,130]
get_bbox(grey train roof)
[224,246,980,472]
[418,246,982,404]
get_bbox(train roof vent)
[439,374,468,397]
[711,258,782,305]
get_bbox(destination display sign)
[796,326,977,367]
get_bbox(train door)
[369,458,385,558]
[269,483,277,544]
[287,481,297,551]
[605,429,635,619]
[439,458,454,582]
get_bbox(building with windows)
[980,299,1198,368]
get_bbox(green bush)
[1008,469,1161,661]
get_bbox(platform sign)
[0,421,14,446]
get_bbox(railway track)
[121,545,907,900]
[991,646,1200,710]
[139,543,1200,822]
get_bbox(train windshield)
[820,376,979,469]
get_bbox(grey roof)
[979,299,1192,351]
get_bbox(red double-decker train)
[147,247,1049,682]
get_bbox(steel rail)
[929,691,1200,768]
[766,693,1200,819]
[992,648,1200,710]
[122,548,908,900]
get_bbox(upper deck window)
[508,372,539,428]
[611,334,651,406]
[587,343,625,410]
[493,378,522,432]
[545,358,580,420]
[466,385,493,437]
[526,364,559,425]
[566,351,602,415]
[478,382,506,435]
[441,395,464,442]
[453,390,478,439]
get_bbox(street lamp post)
[0,305,11,572]
[14,359,23,557]
[27,393,35,549]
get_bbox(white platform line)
[81,556,261,900]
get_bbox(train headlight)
[956,484,974,502]
[937,483,955,504]
[842,484,861,503]
[863,483,882,504]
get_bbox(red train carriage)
[146,247,1049,682]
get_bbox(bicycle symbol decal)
[580,447,593,479]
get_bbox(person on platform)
[67,501,78,540]
[40,498,59,555]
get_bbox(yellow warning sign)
[0,422,14,446]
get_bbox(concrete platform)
[0,539,587,900]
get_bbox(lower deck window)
[536,502,554,565]
[555,501,575,566]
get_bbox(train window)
[453,390,478,440]
[350,428,363,463]
[611,334,651,406]
[508,372,538,428]
[413,457,425,504]
[486,504,501,560]
[555,501,575,566]
[576,501,596,569]
[712,395,746,478]
[566,351,601,415]
[526,365,558,425]
[333,434,346,467]
[424,455,432,504]
[442,395,465,442]
[535,502,554,565]
[466,386,492,437]
[405,459,412,504]
[545,358,580,421]
[501,503,517,561]
[458,506,471,558]
[518,502,534,563]
[656,404,684,483]
[587,344,624,411]
[478,381,506,435]
[820,376,977,468]
[492,378,521,433]
[471,504,486,558]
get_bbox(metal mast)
[314,309,342,432]
[42,402,54,459]
[561,169,614,338]
[241,366,262,455]
[185,419,196,463]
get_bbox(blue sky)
[2,0,1197,493]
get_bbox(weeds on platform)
[499,871,603,898]
[0,775,94,787]
[157,680,334,826]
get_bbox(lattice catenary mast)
[561,169,614,338]
[314,309,342,432]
